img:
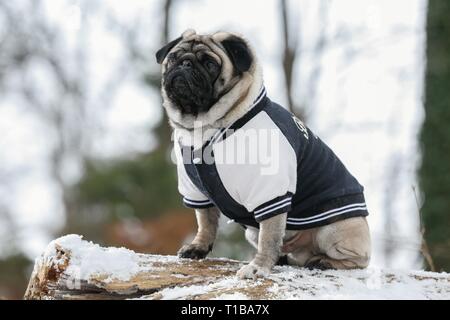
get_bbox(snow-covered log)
[24,235,450,300]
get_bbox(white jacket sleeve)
[174,142,214,209]
[213,112,297,222]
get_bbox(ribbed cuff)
[253,193,293,222]
[182,197,215,209]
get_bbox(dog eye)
[167,53,177,64]
[205,60,217,71]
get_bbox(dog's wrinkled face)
[156,30,254,117]
[163,41,222,115]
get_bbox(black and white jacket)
[174,87,368,230]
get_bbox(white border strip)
[183,198,213,205]
[255,202,292,219]
[287,202,367,222]
[287,206,367,225]
[251,86,267,108]
[209,86,267,146]
[208,128,226,146]
[254,197,292,214]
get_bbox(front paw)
[177,243,212,260]
[237,262,270,280]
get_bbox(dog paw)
[305,258,334,271]
[177,243,212,260]
[237,262,270,280]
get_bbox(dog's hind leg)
[287,250,315,267]
[306,217,371,270]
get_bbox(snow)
[155,285,211,300]
[212,293,249,300]
[39,235,450,300]
[267,267,450,300]
[138,276,264,300]
[43,234,144,282]
[136,266,450,300]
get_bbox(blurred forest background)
[0,0,448,299]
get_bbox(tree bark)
[24,236,450,300]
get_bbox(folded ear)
[221,36,253,74]
[155,37,182,64]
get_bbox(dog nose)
[181,59,193,68]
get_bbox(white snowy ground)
[27,235,450,300]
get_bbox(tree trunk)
[155,0,175,151]
[280,0,299,117]
[24,235,450,300]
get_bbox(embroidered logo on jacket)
[292,115,309,140]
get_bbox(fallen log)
[24,235,450,300]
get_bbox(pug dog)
[156,29,371,279]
